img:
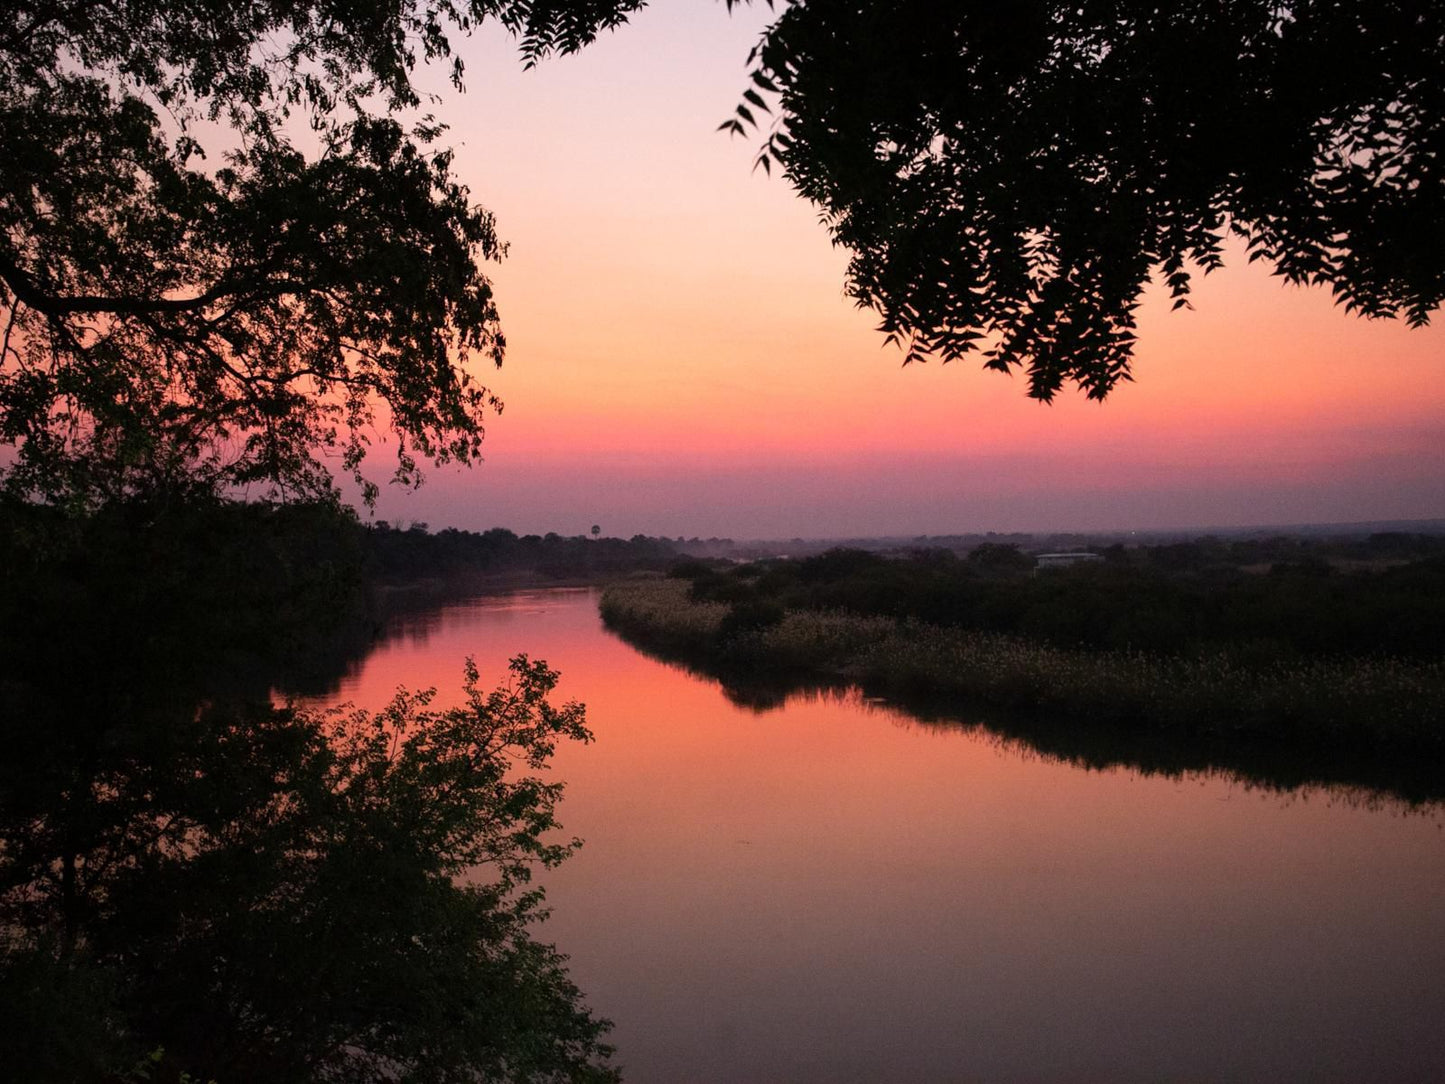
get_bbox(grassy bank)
[599,577,1445,757]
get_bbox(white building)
[1034,551,1103,570]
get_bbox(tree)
[0,501,622,1079]
[0,504,618,1078]
[966,542,1035,576]
[6,2,1440,505]
[729,1,1444,399]
[0,0,643,507]
[109,658,615,1082]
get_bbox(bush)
[718,599,786,641]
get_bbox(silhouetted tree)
[729,1,1444,399]
[0,0,643,507]
[1,659,617,1082]
[0,504,617,1080]
[7,1,1441,504]
[966,542,1036,576]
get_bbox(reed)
[599,578,1444,752]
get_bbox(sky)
[360,1,1444,540]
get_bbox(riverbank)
[599,577,1445,768]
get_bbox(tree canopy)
[0,0,642,507]
[5,1,1442,507]
[729,0,1444,399]
[0,500,619,1079]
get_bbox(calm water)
[326,587,1445,1082]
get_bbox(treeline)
[364,521,678,585]
[678,535,1445,665]
[600,536,1445,798]
[0,495,682,593]
[0,496,370,703]
[1093,530,1445,572]
[0,497,682,699]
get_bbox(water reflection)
[704,679,1443,816]
[606,625,1445,809]
[331,587,1445,1083]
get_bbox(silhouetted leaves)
[0,0,644,507]
[0,502,618,1081]
[733,1,1445,398]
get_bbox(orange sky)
[361,2,1444,538]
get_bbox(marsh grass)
[600,578,1444,755]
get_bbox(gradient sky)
[359,1,1444,539]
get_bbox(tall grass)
[600,578,1444,753]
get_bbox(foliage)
[0,0,643,507]
[0,496,369,715]
[0,945,129,1081]
[600,576,1445,798]
[1,656,615,1082]
[363,520,678,584]
[729,1,1445,398]
[599,574,729,651]
[0,505,616,1081]
[965,542,1036,576]
[681,543,1445,662]
[717,597,786,641]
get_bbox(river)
[325,586,1445,1082]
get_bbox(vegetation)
[1,661,616,1083]
[730,1,1445,398]
[6,1,1441,516]
[0,0,643,507]
[6,0,1444,1071]
[2,5,679,1064]
[7,664,615,1083]
[677,539,1445,662]
[364,520,678,587]
[600,544,1445,792]
[0,501,618,1081]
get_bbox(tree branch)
[0,249,269,318]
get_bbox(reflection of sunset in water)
[323,588,1445,1083]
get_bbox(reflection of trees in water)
[892,697,1445,815]
[610,629,1445,813]
[0,503,616,1082]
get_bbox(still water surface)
[326,588,1445,1082]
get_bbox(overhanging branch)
[0,249,248,317]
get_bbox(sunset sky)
[363,1,1444,540]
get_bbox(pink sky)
[359,2,1444,539]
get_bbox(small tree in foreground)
[0,655,617,1082]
